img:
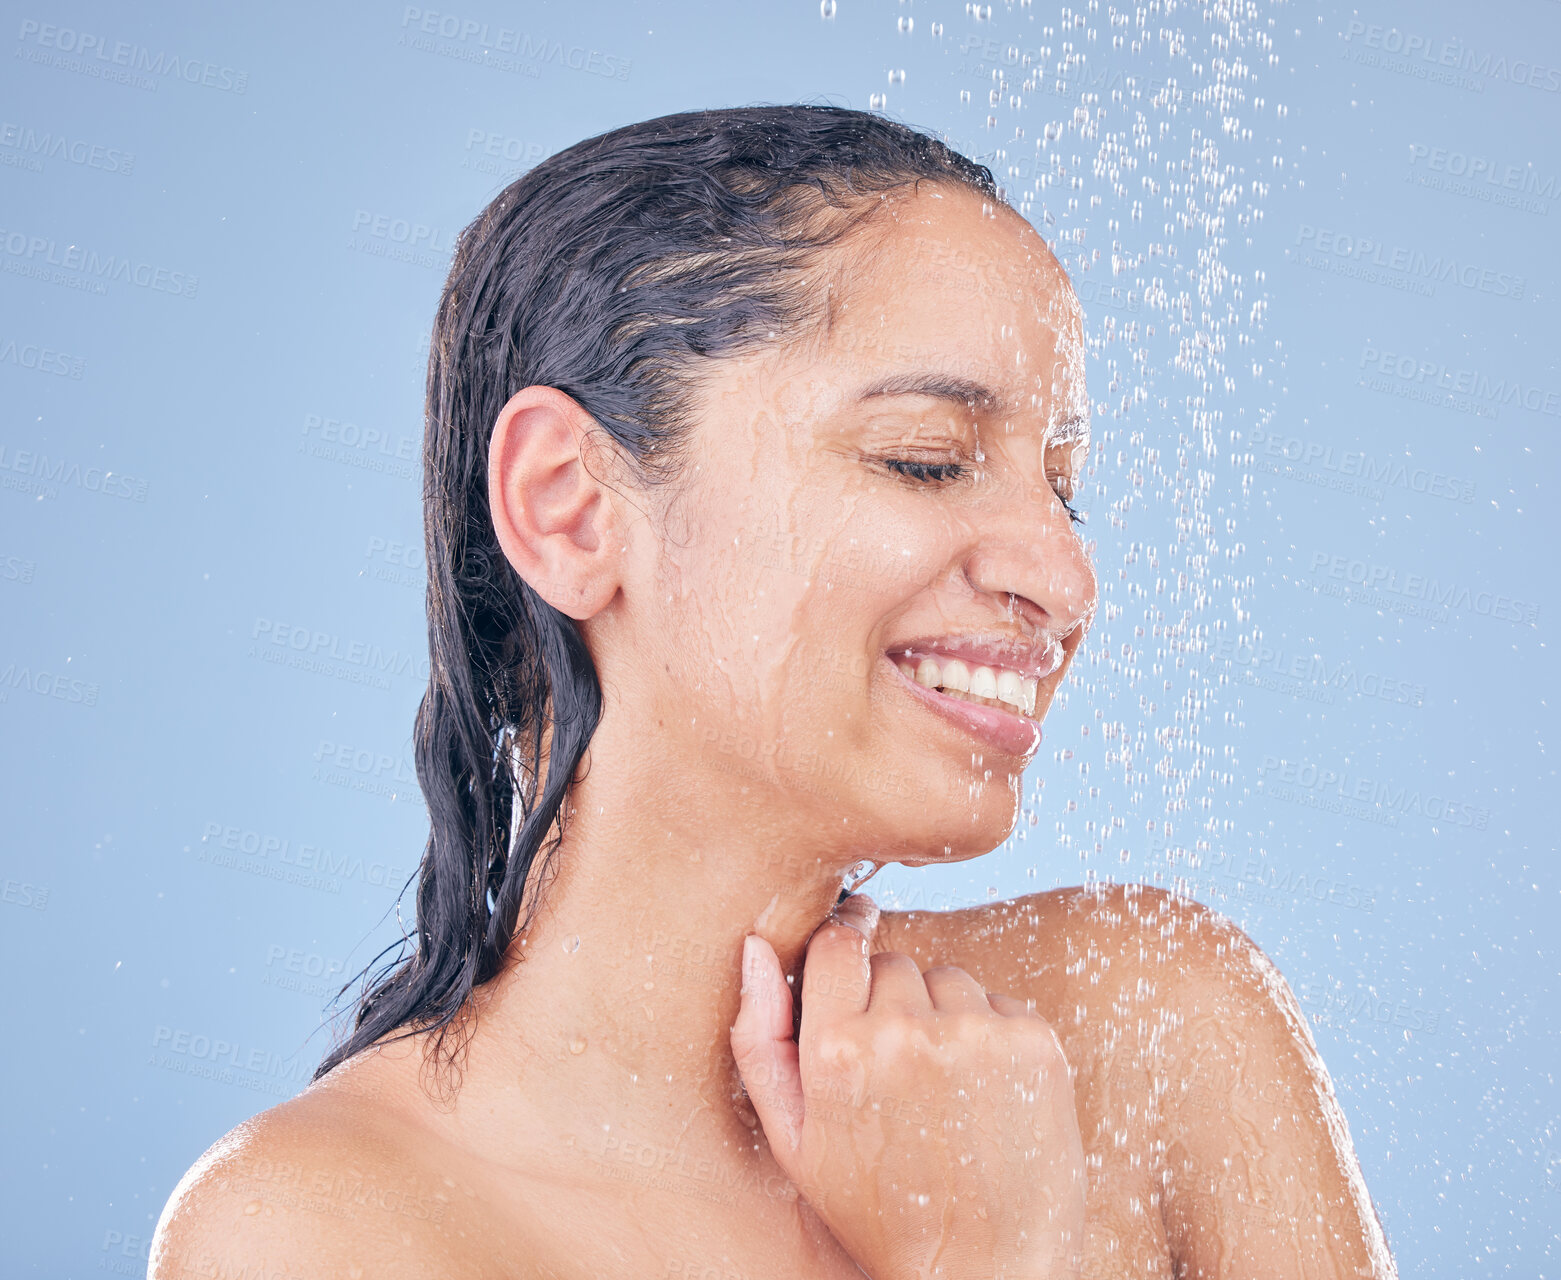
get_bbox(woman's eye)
[880,457,967,485]
[1051,478,1087,526]
[880,456,1085,524]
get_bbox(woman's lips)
[883,654,1043,758]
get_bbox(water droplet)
[562,934,581,954]
[569,1035,587,1055]
[819,0,836,17]
[897,16,913,33]
[842,859,882,895]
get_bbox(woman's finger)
[866,951,935,1016]
[986,991,1034,1018]
[922,965,994,1013]
[797,897,878,1047]
[730,933,804,1161]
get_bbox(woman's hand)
[730,893,1086,1280]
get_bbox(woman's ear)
[486,386,624,621]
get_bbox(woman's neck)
[430,722,877,1183]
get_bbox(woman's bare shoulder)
[875,881,1243,994]
[147,1050,511,1280]
[876,880,1308,1089]
[879,883,1396,1277]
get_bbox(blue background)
[1,0,1556,1273]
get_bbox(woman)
[151,106,1395,1279]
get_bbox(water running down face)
[579,182,1098,872]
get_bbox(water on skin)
[568,1,1391,1271]
[855,2,1380,1269]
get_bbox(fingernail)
[836,893,879,926]
[742,934,768,996]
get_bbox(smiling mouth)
[886,644,1064,719]
[883,656,1044,758]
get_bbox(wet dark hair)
[314,104,1000,1084]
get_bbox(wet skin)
[150,185,1395,1280]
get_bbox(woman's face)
[604,184,1096,867]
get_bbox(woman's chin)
[885,827,1018,869]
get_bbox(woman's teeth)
[894,655,1040,718]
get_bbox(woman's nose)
[959,511,1097,638]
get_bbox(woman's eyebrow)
[852,372,1009,415]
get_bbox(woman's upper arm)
[1156,903,1397,1279]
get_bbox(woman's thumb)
[730,933,804,1161]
